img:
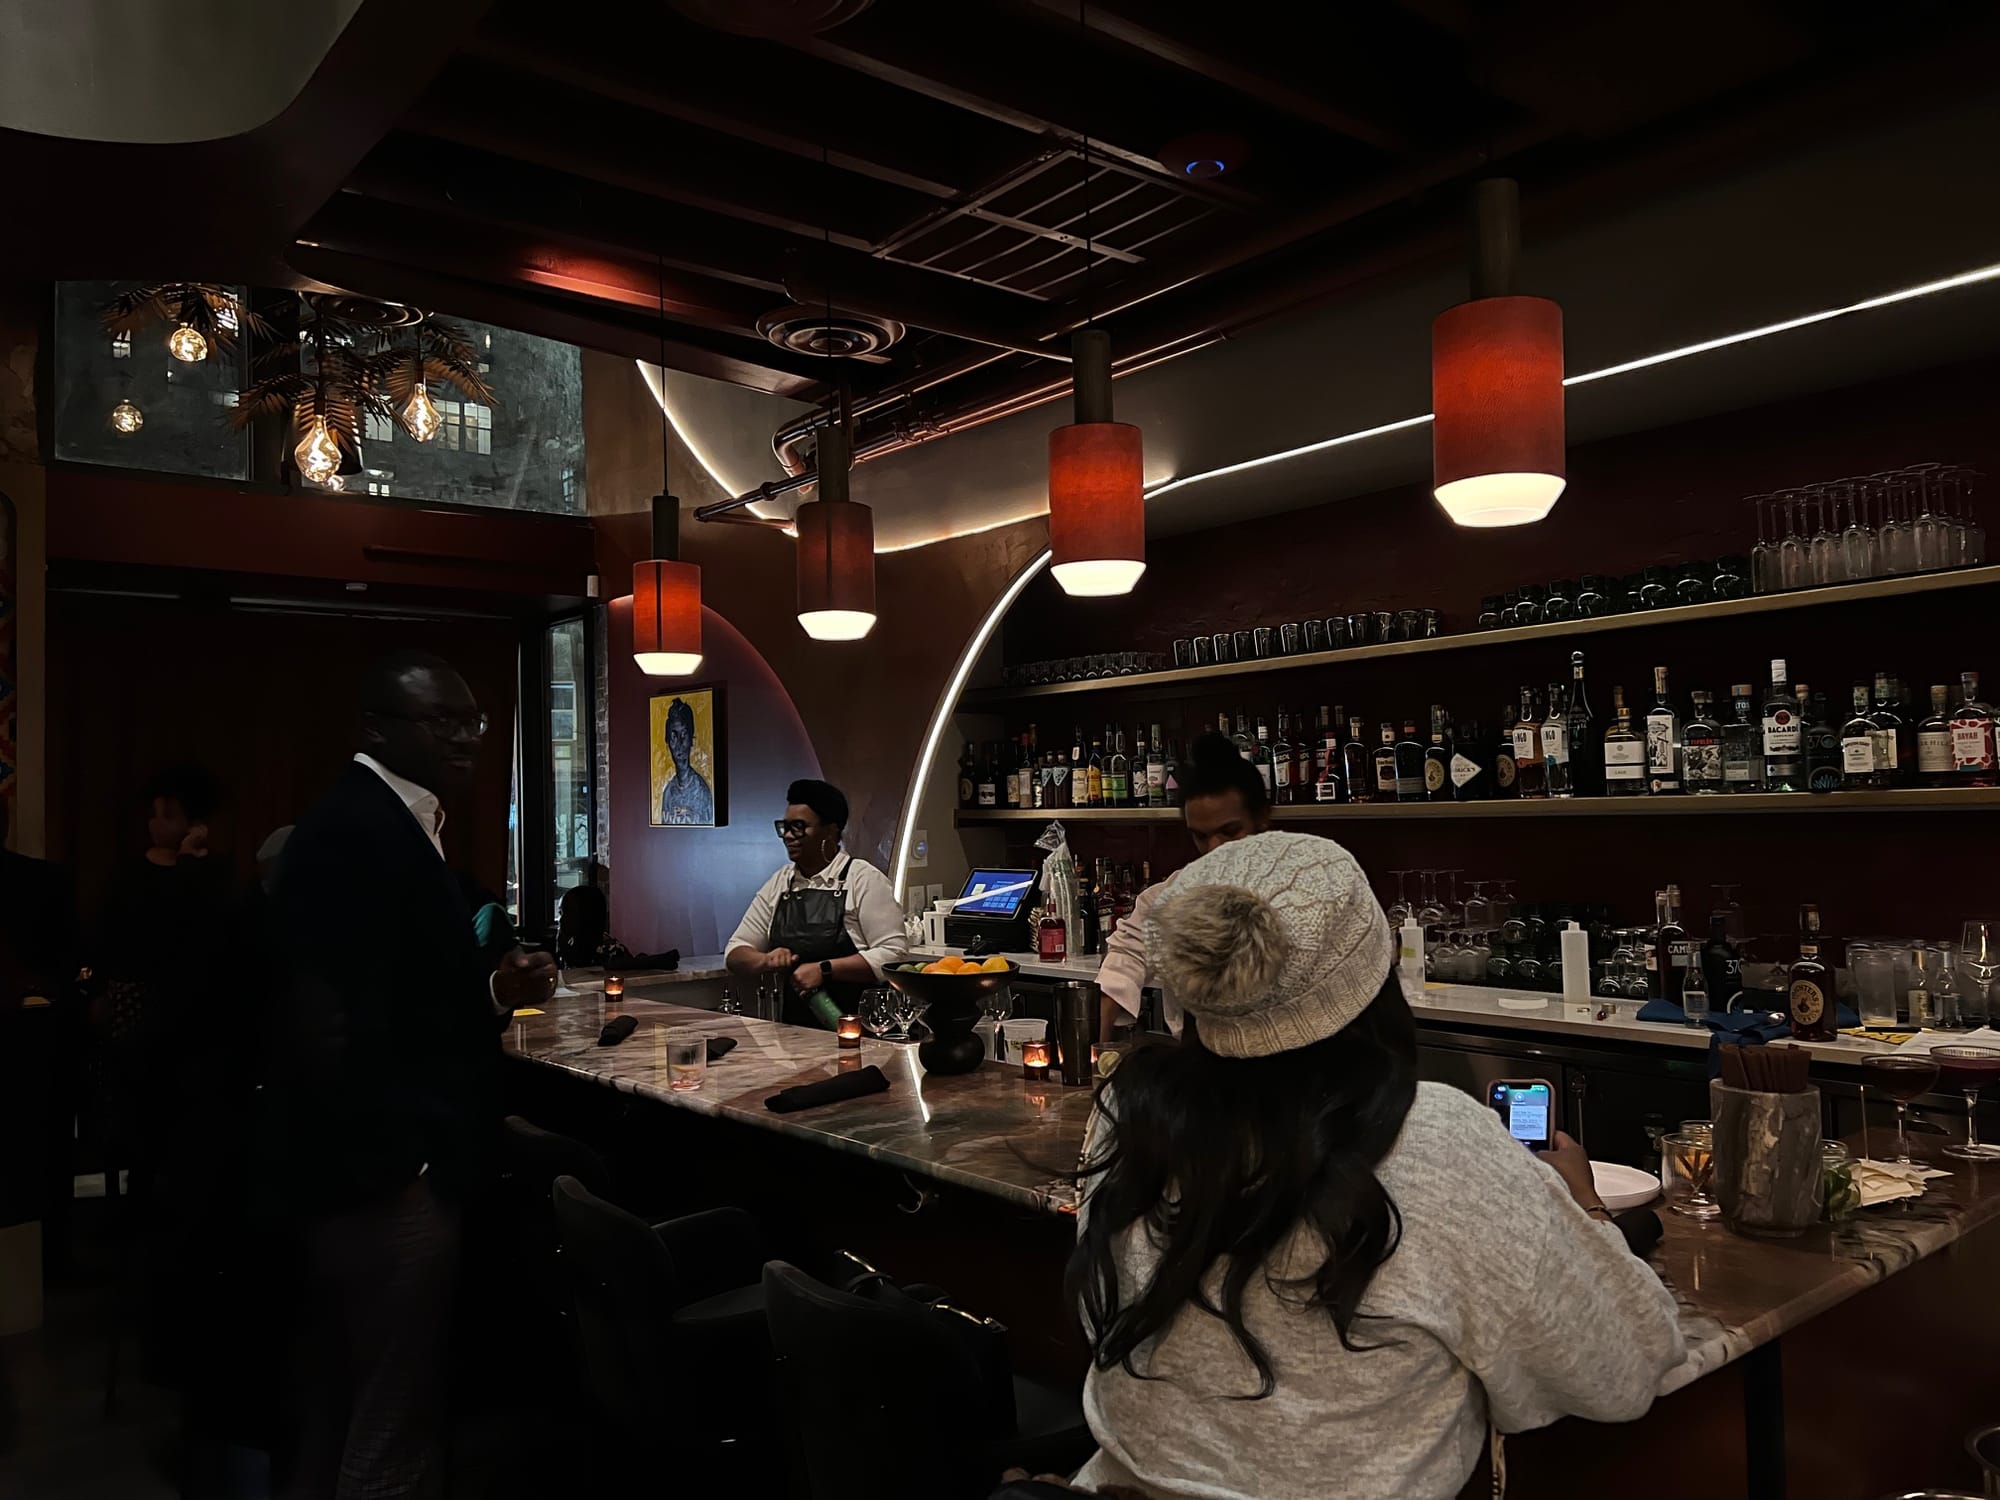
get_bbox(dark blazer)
[270,761,508,1209]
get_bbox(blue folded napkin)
[1636,997,1860,1076]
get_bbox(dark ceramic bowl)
[883,961,1018,1023]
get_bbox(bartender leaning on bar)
[1098,731,1272,1040]
[725,778,907,1026]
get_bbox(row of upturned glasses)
[1748,464,1986,595]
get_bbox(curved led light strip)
[637,360,790,521]
[891,548,1052,901]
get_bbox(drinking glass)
[1955,466,1986,564]
[1838,479,1876,580]
[1776,493,1809,589]
[1862,1054,1940,1167]
[1662,1132,1720,1219]
[1749,496,1777,595]
[859,986,900,1040]
[1385,871,1412,927]
[1852,947,1900,1030]
[1416,870,1447,926]
[1807,489,1841,585]
[1116,650,1139,676]
[1933,1045,2000,1160]
[891,989,929,1041]
[1878,473,1916,573]
[665,1027,708,1092]
[1462,880,1494,932]
[980,985,1015,1026]
[1911,466,1949,571]
[1962,920,2000,1026]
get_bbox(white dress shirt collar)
[354,752,446,860]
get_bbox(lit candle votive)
[604,975,625,1000]
[837,1015,863,1049]
[1022,1039,1052,1081]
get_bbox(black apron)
[767,856,864,1027]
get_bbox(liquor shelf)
[955,786,2000,823]
[960,563,2000,707]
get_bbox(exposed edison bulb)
[402,381,442,442]
[294,417,343,484]
[167,324,209,363]
[110,398,144,434]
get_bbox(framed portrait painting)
[649,684,726,828]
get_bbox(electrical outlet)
[909,828,929,868]
[925,883,944,909]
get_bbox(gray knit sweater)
[1073,1083,1687,1500]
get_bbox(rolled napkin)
[1851,1159,1950,1208]
[765,1065,890,1114]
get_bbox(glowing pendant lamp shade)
[1431,179,1565,529]
[1048,327,1145,596]
[795,421,876,640]
[1431,295,1565,527]
[633,492,702,676]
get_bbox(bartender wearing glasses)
[725,778,908,1026]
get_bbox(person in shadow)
[268,651,556,1499]
[656,696,715,826]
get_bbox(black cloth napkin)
[765,1065,890,1114]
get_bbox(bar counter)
[505,995,2000,1496]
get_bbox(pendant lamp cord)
[1079,0,1093,328]
[655,251,676,560]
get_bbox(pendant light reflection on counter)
[633,492,703,676]
[795,419,877,641]
[1431,179,1565,528]
[1048,327,1145,596]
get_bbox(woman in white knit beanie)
[1066,832,1685,1500]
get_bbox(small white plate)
[1591,1161,1663,1212]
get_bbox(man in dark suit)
[272,652,555,1499]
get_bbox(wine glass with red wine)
[1933,1045,2000,1161]
[1861,1055,1940,1165]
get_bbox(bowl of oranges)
[885,954,1017,1075]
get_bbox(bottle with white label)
[1542,681,1573,797]
[1761,657,1803,792]
[1918,683,1955,786]
[1840,684,1883,789]
[1603,686,1646,795]
[1950,670,1997,786]
[1449,719,1489,801]
[1513,687,1546,798]
[1644,666,1681,794]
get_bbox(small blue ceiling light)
[1159,132,1245,181]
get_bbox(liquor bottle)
[1146,725,1166,808]
[1372,723,1399,801]
[1683,690,1724,793]
[1450,718,1490,801]
[1801,685,1843,793]
[1232,711,1256,763]
[1271,712,1294,804]
[958,742,978,809]
[1003,736,1021,809]
[1721,684,1763,792]
[1086,735,1105,807]
[1918,684,1954,786]
[1602,686,1646,795]
[1787,904,1835,1041]
[1950,670,1998,786]
[1542,682,1573,798]
[1344,718,1375,804]
[1107,726,1130,807]
[1316,727,1344,803]
[1315,706,1337,781]
[1163,737,1183,807]
[1025,728,1042,805]
[1869,673,1908,786]
[1644,666,1681,794]
[1095,860,1117,943]
[1681,945,1710,1026]
[1760,659,1803,793]
[1840,684,1884,789]
[1513,686,1546,798]
[1655,883,1690,1006]
[1254,716,1278,795]
[1294,714,1317,799]
[1424,705,1453,802]
[1070,725,1086,805]
[1492,707,1519,799]
[1642,890,1665,997]
[1565,651,1601,796]
[976,743,999,807]
[1394,719,1426,801]
[1115,864,1137,929]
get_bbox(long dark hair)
[1066,970,1417,1397]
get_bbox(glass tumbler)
[1662,1131,1720,1219]
[1852,947,1900,1030]
[665,1027,708,1092]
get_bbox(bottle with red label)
[1037,913,1067,963]
[1949,671,1997,787]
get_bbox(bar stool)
[762,1260,1092,1500]
[550,1175,777,1489]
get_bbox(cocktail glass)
[1933,1045,2000,1160]
[1862,1054,1940,1165]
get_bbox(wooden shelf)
[955,787,2000,824]
[958,564,2000,707]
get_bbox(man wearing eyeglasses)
[270,650,556,1499]
[725,778,907,1026]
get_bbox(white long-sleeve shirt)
[1073,1082,1688,1500]
[1098,877,1184,1036]
[725,854,908,980]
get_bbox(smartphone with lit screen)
[1487,1078,1556,1152]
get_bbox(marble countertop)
[504,994,2000,1396]
[504,995,1096,1212]
[556,956,730,994]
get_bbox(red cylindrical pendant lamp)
[1431,180,1566,528]
[795,420,877,641]
[633,492,703,676]
[1048,327,1145,596]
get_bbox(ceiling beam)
[1018,0,1412,155]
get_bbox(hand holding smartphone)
[1486,1078,1555,1152]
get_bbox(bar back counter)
[505,993,2000,1500]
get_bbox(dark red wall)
[987,356,2000,950]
